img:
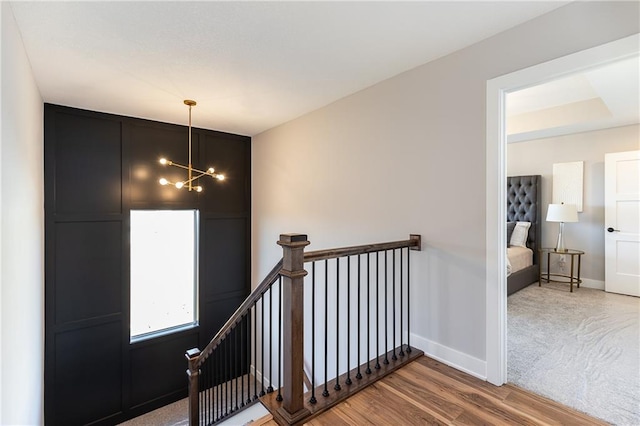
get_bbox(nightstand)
[538,248,584,292]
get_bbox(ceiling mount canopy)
[158,100,224,193]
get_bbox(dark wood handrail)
[304,234,421,263]
[194,258,283,368]
[193,235,421,367]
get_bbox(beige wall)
[252,1,640,375]
[507,124,640,285]
[1,3,44,424]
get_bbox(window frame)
[129,209,200,343]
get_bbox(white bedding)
[506,246,533,277]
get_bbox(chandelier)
[158,100,224,193]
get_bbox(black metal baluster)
[345,256,352,386]
[253,301,258,400]
[210,350,214,422]
[384,251,389,365]
[407,248,412,354]
[208,350,212,423]
[392,249,397,361]
[200,356,204,425]
[356,254,362,380]
[229,333,233,414]
[310,262,317,404]
[323,259,330,397]
[220,339,224,419]
[213,356,216,421]
[220,343,223,420]
[229,334,233,415]
[366,252,372,375]
[212,356,218,424]
[230,333,234,415]
[224,336,229,417]
[334,258,341,392]
[228,335,232,415]
[224,332,233,416]
[215,345,220,421]
[218,343,223,421]
[277,276,283,402]
[221,344,224,418]
[204,353,208,424]
[375,251,381,370]
[229,334,233,414]
[268,286,274,393]
[241,314,245,407]
[220,336,227,418]
[260,296,266,397]
[220,340,224,419]
[213,352,216,420]
[267,287,273,393]
[245,312,251,405]
[229,336,232,415]
[400,249,405,357]
[235,326,239,411]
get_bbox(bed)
[507,175,541,295]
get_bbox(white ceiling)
[506,56,640,142]
[9,1,569,136]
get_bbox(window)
[130,210,199,340]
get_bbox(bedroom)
[504,59,639,425]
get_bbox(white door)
[605,150,640,297]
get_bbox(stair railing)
[186,233,422,425]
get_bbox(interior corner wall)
[1,2,45,424]
[252,1,640,376]
[507,124,640,285]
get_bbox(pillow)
[509,221,531,248]
[506,222,516,247]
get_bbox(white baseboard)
[410,333,487,381]
[581,278,605,290]
[250,364,271,389]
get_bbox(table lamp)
[546,203,579,252]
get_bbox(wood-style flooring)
[255,356,608,425]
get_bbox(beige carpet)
[508,282,640,426]
[118,398,188,426]
[118,397,269,426]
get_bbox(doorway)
[502,58,639,423]
[485,34,639,386]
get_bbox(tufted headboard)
[507,175,542,265]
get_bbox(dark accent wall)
[44,104,251,425]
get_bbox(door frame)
[485,33,639,385]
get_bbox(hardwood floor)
[258,356,608,425]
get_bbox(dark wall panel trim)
[45,103,251,425]
[52,313,122,334]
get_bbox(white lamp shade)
[546,203,579,223]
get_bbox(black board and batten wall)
[44,104,251,425]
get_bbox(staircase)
[185,234,423,425]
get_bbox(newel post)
[185,348,201,426]
[277,234,311,423]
